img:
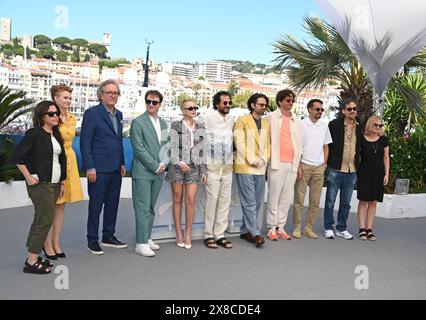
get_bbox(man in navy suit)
[80,79,127,255]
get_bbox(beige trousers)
[293,163,326,228]
[267,163,297,230]
[204,168,233,239]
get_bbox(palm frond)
[0,85,34,130]
[405,47,426,68]
[390,75,426,120]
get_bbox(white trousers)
[204,169,233,239]
[266,163,297,230]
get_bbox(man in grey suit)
[130,90,169,257]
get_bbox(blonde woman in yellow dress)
[43,84,84,259]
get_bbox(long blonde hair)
[364,115,384,136]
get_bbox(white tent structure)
[316,0,426,112]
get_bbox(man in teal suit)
[130,90,169,257]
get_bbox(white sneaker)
[135,244,155,257]
[324,229,335,239]
[336,230,354,240]
[148,239,160,251]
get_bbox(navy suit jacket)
[80,103,125,173]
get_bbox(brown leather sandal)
[204,237,218,249]
[366,229,376,241]
[359,228,367,241]
[216,237,233,249]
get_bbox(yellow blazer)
[233,113,271,175]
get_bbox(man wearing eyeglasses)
[198,91,235,249]
[323,99,362,240]
[265,89,302,241]
[234,93,271,248]
[292,99,332,240]
[80,79,127,255]
[130,90,169,257]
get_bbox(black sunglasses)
[184,107,199,111]
[345,107,357,112]
[146,99,160,106]
[45,111,60,118]
[313,108,325,112]
[223,101,233,106]
[373,123,384,128]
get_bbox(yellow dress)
[56,112,84,204]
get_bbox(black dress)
[357,135,388,202]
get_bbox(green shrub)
[0,136,23,183]
[386,127,426,193]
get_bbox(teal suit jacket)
[130,112,169,180]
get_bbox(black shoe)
[43,247,58,260]
[55,252,66,258]
[101,237,127,249]
[54,250,66,258]
[87,242,104,255]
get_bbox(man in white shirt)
[198,91,235,249]
[292,99,332,239]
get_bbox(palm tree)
[273,16,425,125]
[0,85,33,183]
[385,71,426,136]
[0,85,34,131]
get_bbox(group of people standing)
[14,79,390,274]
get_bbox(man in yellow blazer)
[233,93,271,248]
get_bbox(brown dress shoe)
[240,233,255,243]
[254,235,265,248]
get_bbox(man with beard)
[198,91,235,249]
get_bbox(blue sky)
[0,0,325,64]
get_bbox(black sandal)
[204,237,217,249]
[37,256,53,268]
[216,237,233,249]
[359,228,367,241]
[23,259,51,274]
[366,229,376,241]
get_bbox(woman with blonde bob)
[356,115,390,241]
[166,98,207,249]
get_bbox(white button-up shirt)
[149,114,162,144]
[301,117,333,166]
[198,109,234,166]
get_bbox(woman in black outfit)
[14,101,66,274]
[357,115,389,241]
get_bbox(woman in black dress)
[357,115,389,241]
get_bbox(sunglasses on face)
[345,107,357,112]
[45,111,60,118]
[312,108,325,112]
[373,123,384,128]
[184,107,199,111]
[146,99,160,106]
[223,101,233,106]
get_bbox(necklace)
[372,141,378,154]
